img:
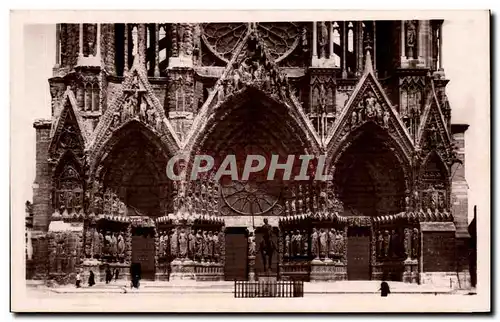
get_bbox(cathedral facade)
[27,21,471,286]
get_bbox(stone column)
[138,24,147,66]
[79,24,84,58]
[400,20,406,67]
[342,21,347,78]
[55,24,61,68]
[438,24,443,70]
[312,21,318,59]
[329,22,334,60]
[124,24,129,73]
[95,24,101,59]
[154,23,161,77]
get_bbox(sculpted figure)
[381,230,389,258]
[98,232,104,257]
[158,232,165,258]
[111,232,118,258]
[69,249,76,272]
[139,101,147,122]
[284,232,291,258]
[49,248,57,272]
[412,228,419,259]
[117,231,125,256]
[318,21,329,58]
[302,230,309,256]
[404,228,411,259]
[377,230,384,258]
[179,229,188,258]
[336,230,344,257]
[170,229,179,258]
[296,230,303,256]
[105,232,112,255]
[207,231,215,261]
[311,228,319,259]
[195,230,203,261]
[328,229,336,258]
[248,232,256,257]
[188,230,196,260]
[202,231,210,262]
[213,231,220,262]
[351,111,358,126]
[383,111,390,128]
[85,229,92,257]
[319,228,328,258]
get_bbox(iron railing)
[234,280,304,298]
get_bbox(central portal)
[347,227,371,280]
[131,227,156,280]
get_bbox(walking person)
[105,267,113,284]
[379,281,390,297]
[75,271,81,288]
[88,270,95,287]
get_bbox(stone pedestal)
[155,263,170,281]
[402,258,419,283]
[248,256,256,281]
[310,260,347,281]
[170,258,196,280]
[194,262,224,281]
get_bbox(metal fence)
[234,280,304,298]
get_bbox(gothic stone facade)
[27,21,470,286]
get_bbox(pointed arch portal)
[95,121,173,218]
[333,123,408,217]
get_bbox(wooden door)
[131,228,156,280]
[347,227,371,280]
[224,227,248,281]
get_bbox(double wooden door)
[347,227,371,280]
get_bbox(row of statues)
[166,228,224,263]
[174,180,220,217]
[310,228,345,260]
[351,92,390,128]
[85,228,127,261]
[48,232,80,274]
[283,183,344,217]
[283,228,346,260]
[376,228,419,260]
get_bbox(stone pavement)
[16,285,485,313]
[35,280,459,295]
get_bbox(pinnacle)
[364,48,374,75]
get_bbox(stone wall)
[32,120,52,232]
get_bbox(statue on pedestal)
[202,231,209,262]
[248,232,256,257]
[170,229,179,258]
[302,230,309,256]
[404,228,411,259]
[179,229,188,259]
[383,230,390,258]
[194,230,203,262]
[259,218,276,273]
[111,232,118,259]
[158,232,165,258]
[328,229,336,259]
[213,231,220,263]
[284,232,291,258]
[412,228,420,259]
[377,230,384,258]
[311,228,319,259]
[207,231,215,262]
[188,230,196,260]
[319,228,328,258]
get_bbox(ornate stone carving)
[311,228,319,259]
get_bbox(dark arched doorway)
[334,123,407,217]
[97,121,172,280]
[333,123,408,280]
